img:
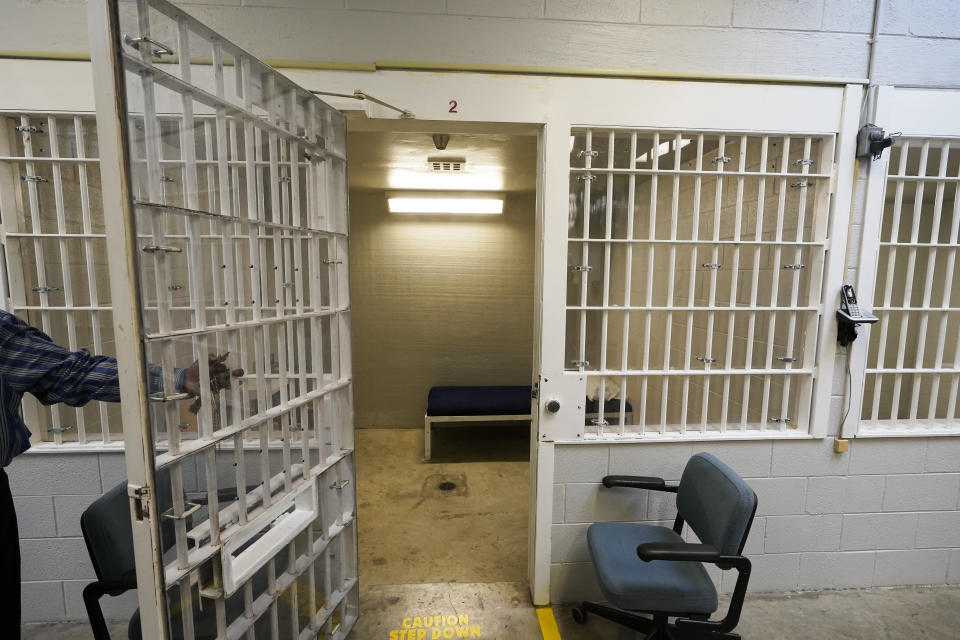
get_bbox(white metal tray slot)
[221,476,318,595]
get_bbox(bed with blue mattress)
[424,385,632,460]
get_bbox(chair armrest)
[636,542,721,563]
[602,475,678,492]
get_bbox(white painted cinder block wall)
[1,1,959,87]
[9,452,140,622]
[551,439,960,602]
[5,0,960,622]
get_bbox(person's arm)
[0,314,185,405]
[147,364,188,399]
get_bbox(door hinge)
[531,382,539,400]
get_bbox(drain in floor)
[422,473,468,497]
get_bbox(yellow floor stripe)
[536,606,562,640]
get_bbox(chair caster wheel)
[572,607,587,624]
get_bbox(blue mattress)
[427,386,531,417]
[426,386,633,417]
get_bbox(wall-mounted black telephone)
[837,284,878,347]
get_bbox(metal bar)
[867,367,960,374]
[570,167,831,179]
[681,133,703,434]
[0,156,101,163]
[569,238,824,246]
[872,140,910,421]
[617,131,637,434]
[720,135,747,432]
[699,134,725,432]
[587,368,813,377]
[761,136,791,429]
[778,136,812,431]
[19,114,62,443]
[880,174,960,183]
[577,130,591,371]
[891,140,929,421]
[940,144,960,422]
[87,0,171,633]
[47,115,86,443]
[74,116,113,442]
[916,141,949,421]
[4,232,107,238]
[740,135,768,429]
[596,130,614,434]
[310,89,414,119]
[119,54,332,158]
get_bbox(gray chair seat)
[587,522,718,615]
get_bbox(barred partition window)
[0,113,119,446]
[566,128,835,439]
[860,137,960,435]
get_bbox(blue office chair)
[572,452,757,639]
[80,472,262,640]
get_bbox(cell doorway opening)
[346,122,539,587]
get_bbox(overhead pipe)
[861,0,884,124]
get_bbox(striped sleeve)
[0,319,122,406]
[0,312,188,408]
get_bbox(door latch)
[129,485,151,521]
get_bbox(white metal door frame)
[88,1,168,635]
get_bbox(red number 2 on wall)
[448,100,458,113]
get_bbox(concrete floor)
[350,581,542,639]
[20,429,960,639]
[27,585,960,639]
[554,586,960,639]
[355,426,530,586]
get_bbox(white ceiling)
[347,128,538,193]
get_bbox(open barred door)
[88,1,357,637]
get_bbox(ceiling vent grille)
[427,157,466,172]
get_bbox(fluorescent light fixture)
[387,191,504,215]
[637,138,691,163]
[387,169,503,191]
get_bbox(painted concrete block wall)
[348,185,536,428]
[9,448,290,622]
[2,1,960,87]
[8,451,139,622]
[551,438,960,602]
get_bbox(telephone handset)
[837,284,878,346]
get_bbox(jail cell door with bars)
[562,127,841,440]
[88,1,356,638]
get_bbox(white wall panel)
[2,0,960,88]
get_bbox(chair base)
[571,601,741,640]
